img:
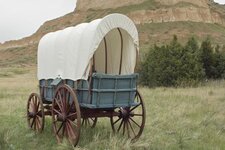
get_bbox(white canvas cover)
[38,13,139,81]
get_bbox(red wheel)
[52,85,81,147]
[27,93,45,132]
[110,90,146,141]
[82,117,97,128]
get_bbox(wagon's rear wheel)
[27,93,45,132]
[52,84,81,147]
[82,117,97,128]
[110,90,146,141]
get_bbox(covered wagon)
[27,13,146,146]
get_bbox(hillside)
[1,0,225,67]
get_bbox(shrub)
[140,36,205,87]
[199,38,225,79]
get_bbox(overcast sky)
[0,0,225,43]
[214,0,225,4]
[0,0,77,43]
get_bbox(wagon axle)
[119,108,132,119]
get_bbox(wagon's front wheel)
[110,90,146,141]
[52,85,81,147]
[27,93,45,132]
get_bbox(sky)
[0,0,225,43]
[214,0,225,4]
[0,0,77,43]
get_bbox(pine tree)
[200,37,216,79]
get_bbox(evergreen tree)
[199,37,216,79]
[181,37,205,82]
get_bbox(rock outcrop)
[128,6,225,25]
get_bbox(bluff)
[1,0,225,66]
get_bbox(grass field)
[0,67,225,150]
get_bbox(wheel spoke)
[62,124,66,136]
[36,102,40,111]
[130,117,141,128]
[55,98,63,112]
[56,122,64,134]
[30,100,34,109]
[67,112,77,118]
[67,121,77,140]
[130,103,141,112]
[31,118,35,128]
[31,98,35,111]
[34,96,37,107]
[36,117,41,129]
[36,116,41,127]
[113,117,122,125]
[128,120,136,137]
[36,110,43,117]
[67,119,78,128]
[126,122,130,138]
[62,88,67,112]
[67,101,74,115]
[117,119,124,132]
[53,109,63,116]
[122,121,126,135]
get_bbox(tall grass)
[0,67,225,149]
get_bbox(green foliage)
[140,35,225,87]
[199,38,225,79]
[199,37,215,78]
[140,36,205,87]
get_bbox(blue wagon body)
[39,73,138,108]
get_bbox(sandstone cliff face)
[128,6,225,25]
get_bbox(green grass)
[109,0,160,14]
[85,0,160,22]
[0,67,225,149]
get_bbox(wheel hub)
[57,113,67,122]
[119,108,130,119]
[28,112,36,118]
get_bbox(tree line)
[140,36,225,87]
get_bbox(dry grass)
[0,66,225,150]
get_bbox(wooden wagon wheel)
[27,93,45,132]
[110,90,146,141]
[52,84,81,147]
[82,117,97,128]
